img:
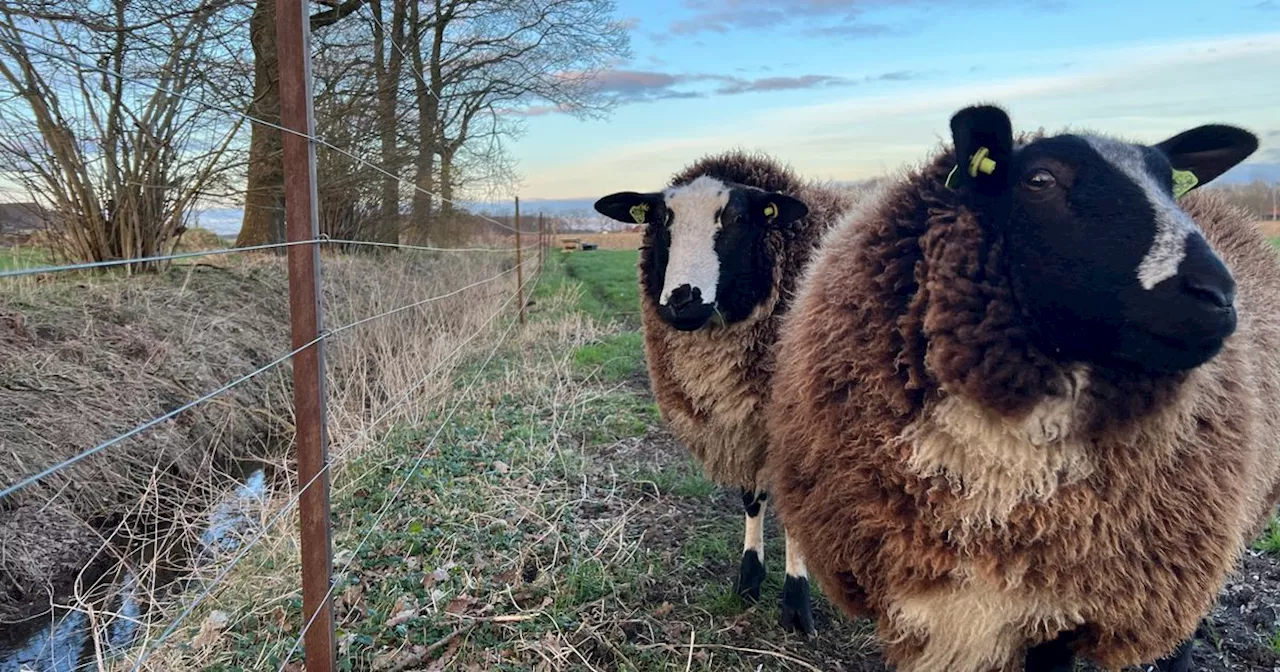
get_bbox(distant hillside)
[1218,162,1280,185]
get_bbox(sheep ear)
[752,191,808,227]
[1154,124,1258,195]
[948,104,1014,197]
[594,191,665,225]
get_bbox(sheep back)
[765,147,1280,671]
[639,150,851,490]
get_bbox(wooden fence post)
[276,0,334,669]
[515,197,525,325]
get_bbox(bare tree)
[311,20,384,244]
[1210,180,1280,220]
[0,0,250,267]
[235,0,365,248]
[402,0,630,244]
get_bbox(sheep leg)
[779,530,817,636]
[1152,637,1194,672]
[1023,632,1077,672]
[734,487,767,603]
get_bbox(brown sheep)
[765,104,1280,671]
[594,151,852,634]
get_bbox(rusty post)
[538,213,545,270]
[514,197,525,324]
[277,0,334,669]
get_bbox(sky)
[510,0,1280,209]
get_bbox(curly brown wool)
[639,150,852,490]
[765,148,1280,671]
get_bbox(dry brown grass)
[0,246,524,665]
[553,231,644,250]
[1256,220,1280,238]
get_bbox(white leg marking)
[744,497,766,559]
[785,530,808,579]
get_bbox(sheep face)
[948,104,1257,374]
[594,176,808,331]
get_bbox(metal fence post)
[277,0,335,669]
[514,197,524,325]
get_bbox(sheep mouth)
[1115,322,1233,373]
[660,305,716,331]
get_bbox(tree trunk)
[437,145,459,241]
[236,0,285,247]
[370,0,405,245]
[405,4,442,245]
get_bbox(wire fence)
[0,241,553,671]
[0,2,569,669]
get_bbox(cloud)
[665,0,931,38]
[1256,0,1277,9]
[714,74,850,95]
[515,32,1280,198]
[582,68,923,105]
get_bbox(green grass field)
[0,247,48,272]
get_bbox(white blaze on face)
[1083,135,1201,290]
[659,176,730,306]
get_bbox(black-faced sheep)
[594,151,852,634]
[765,104,1279,671]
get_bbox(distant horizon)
[185,162,1280,236]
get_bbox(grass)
[0,246,47,271]
[1255,518,1280,555]
[558,248,640,323]
[572,331,646,382]
[123,245,877,672]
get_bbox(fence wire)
[126,260,541,672]
[0,259,525,501]
[0,15,561,672]
[0,237,521,280]
[0,30,523,235]
[278,260,544,670]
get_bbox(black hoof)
[1154,638,1194,672]
[735,550,765,604]
[779,575,815,637]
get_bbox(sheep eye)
[1024,169,1056,191]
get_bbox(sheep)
[593,151,852,635]
[764,103,1279,672]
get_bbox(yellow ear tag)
[1171,169,1198,199]
[968,146,997,178]
[629,203,649,224]
[763,202,778,222]
[945,146,998,189]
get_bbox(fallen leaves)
[385,594,419,628]
[191,610,229,649]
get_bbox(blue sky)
[510,0,1280,205]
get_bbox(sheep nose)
[667,284,701,312]
[1182,273,1235,309]
[1177,233,1236,311]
